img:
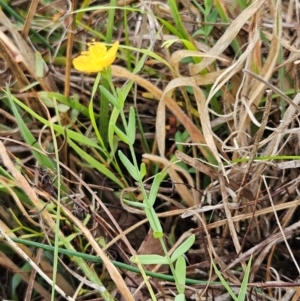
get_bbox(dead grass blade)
[206,199,300,231]
[0,142,57,226]
[237,0,282,140]
[56,202,136,301]
[157,74,221,166]
[111,65,215,162]
[0,142,134,300]
[175,150,253,200]
[251,176,300,285]
[224,219,300,274]
[0,9,58,92]
[0,250,55,300]
[0,220,75,300]
[143,153,195,207]
[22,0,39,38]
[190,0,267,74]
[219,173,242,257]
[206,27,260,106]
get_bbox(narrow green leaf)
[109,135,118,159]
[69,140,124,188]
[116,88,126,110]
[237,255,252,301]
[175,256,186,294]
[100,85,120,109]
[171,234,195,263]
[114,125,131,145]
[6,88,55,169]
[145,207,163,237]
[212,260,237,301]
[130,254,168,265]
[140,162,146,180]
[89,93,105,148]
[92,72,101,98]
[167,0,189,40]
[99,73,110,149]
[35,51,44,77]
[39,92,91,118]
[118,150,140,181]
[127,107,136,144]
[148,173,164,207]
[75,0,92,23]
[204,0,213,15]
[105,0,116,42]
[123,199,149,209]
[108,110,120,154]
[204,10,218,37]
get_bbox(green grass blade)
[39,92,92,118]
[6,91,106,151]
[69,139,124,188]
[167,0,190,41]
[237,255,252,301]
[6,88,55,169]
[212,260,238,301]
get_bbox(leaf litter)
[0,0,300,300]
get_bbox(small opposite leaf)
[118,150,140,181]
[140,162,146,179]
[171,234,195,263]
[148,173,164,207]
[114,125,131,145]
[145,207,163,236]
[175,256,186,294]
[116,88,126,109]
[100,86,120,109]
[127,107,136,144]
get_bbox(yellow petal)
[88,42,107,57]
[73,41,119,73]
[73,53,102,73]
[101,41,119,67]
[89,41,119,71]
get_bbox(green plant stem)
[159,237,181,292]
[50,100,62,301]
[123,108,182,293]
[9,237,217,286]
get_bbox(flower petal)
[73,53,103,73]
[101,41,119,68]
[73,41,119,73]
[88,42,107,57]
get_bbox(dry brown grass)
[0,0,300,300]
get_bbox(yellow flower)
[73,40,119,73]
